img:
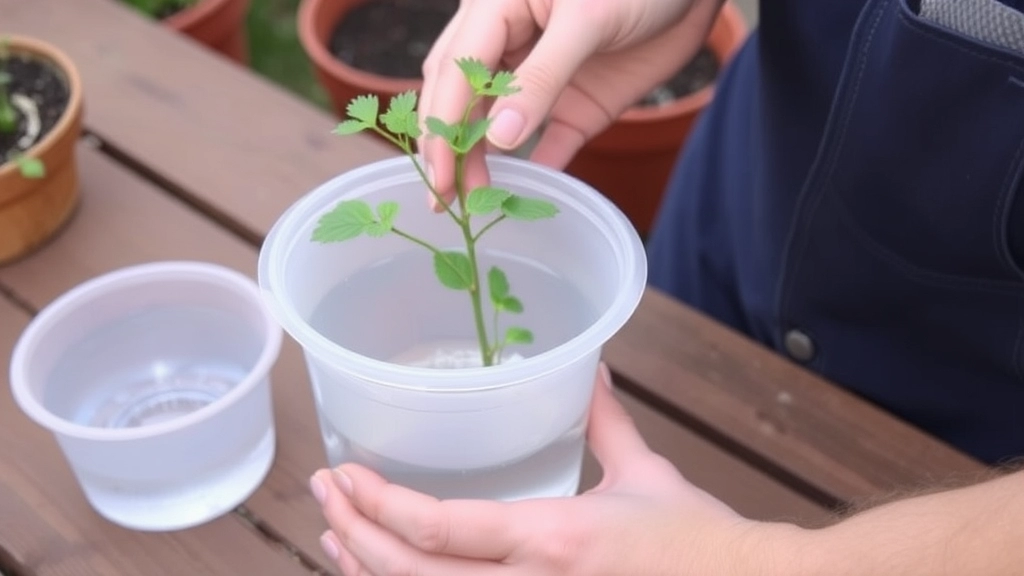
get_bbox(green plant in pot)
[120,0,198,19]
[257,58,647,501]
[115,0,252,64]
[0,34,84,265]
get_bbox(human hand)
[309,362,784,575]
[419,0,727,210]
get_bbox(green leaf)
[501,195,560,220]
[376,201,399,228]
[454,117,491,153]
[312,200,375,243]
[481,70,520,97]
[504,327,534,345]
[346,94,379,125]
[488,266,509,302]
[466,186,511,215]
[456,57,492,93]
[433,251,474,290]
[500,296,523,314]
[364,222,390,237]
[16,156,45,179]
[380,90,419,137]
[425,116,458,146]
[333,119,367,135]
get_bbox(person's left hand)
[308,363,782,575]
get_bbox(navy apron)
[648,0,1024,464]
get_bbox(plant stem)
[389,226,442,255]
[454,152,493,366]
[371,126,460,223]
[473,214,506,242]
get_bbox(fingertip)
[487,107,527,150]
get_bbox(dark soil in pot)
[0,54,69,164]
[637,46,719,107]
[329,0,458,79]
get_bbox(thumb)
[586,362,654,485]
[485,4,601,150]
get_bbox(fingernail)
[333,469,353,496]
[320,533,340,561]
[309,474,327,505]
[488,108,525,149]
[600,361,614,389]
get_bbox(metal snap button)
[784,329,815,362]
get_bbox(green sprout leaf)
[467,186,511,215]
[312,200,376,243]
[346,94,379,126]
[425,116,458,146]
[481,70,521,97]
[453,117,491,154]
[456,57,492,92]
[488,266,509,303]
[500,296,523,314]
[333,119,367,135]
[17,156,45,179]
[380,90,421,138]
[377,201,399,228]
[501,195,560,220]
[504,327,534,345]
[434,251,474,290]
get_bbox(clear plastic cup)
[259,155,646,500]
[9,261,283,531]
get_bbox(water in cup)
[309,249,598,500]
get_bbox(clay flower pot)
[565,1,749,237]
[152,0,252,64]
[298,0,450,120]
[0,36,84,265]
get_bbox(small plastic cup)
[9,261,283,531]
[259,155,646,500]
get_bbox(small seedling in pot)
[0,38,44,179]
[313,58,559,367]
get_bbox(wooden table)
[0,0,986,574]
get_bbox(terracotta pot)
[165,0,252,64]
[298,0,423,120]
[565,1,749,236]
[0,36,84,265]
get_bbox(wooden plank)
[1,0,396,241]
[604,289,987,507]
[581,393,833,527]
[0,297,310,576]
[0,145,833,571]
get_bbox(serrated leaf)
[425,116,458,146]
[466,186,511,215]
[17,156,45,179]
[433,251,474,290]
[364,222,390,237]
[380,91,419,136]
[481,70,520,97]
[504,327,533,345]
[500,296,523,314]
[501,195,560,220]
[376,201,399,228]
[333,119,368,135]
[346,94,379,125]
[454,117,491,153]
[488,266,509,302]
[456,57,492,92]
[311,200,375,243]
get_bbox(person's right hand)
[418,0,727,209]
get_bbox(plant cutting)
[0,35,83,265]
[312,57,558,367]
[258,55,646,503]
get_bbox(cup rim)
[8,261,284,440]
[258,155,647,391]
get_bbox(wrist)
[729,520,815,576]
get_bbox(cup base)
[76,429,275,531]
